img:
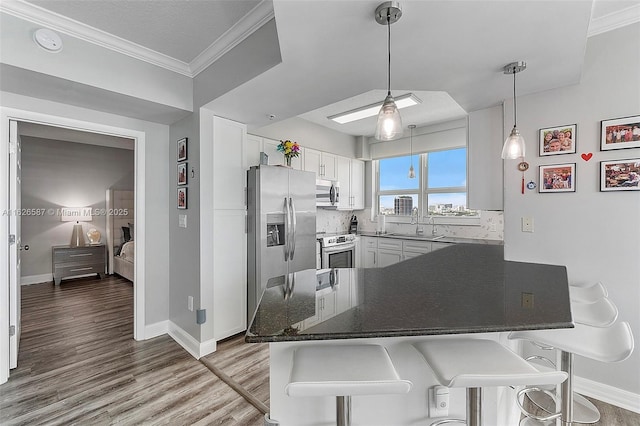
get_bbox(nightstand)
[52,244,106,285]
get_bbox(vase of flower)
[277,140,300,167]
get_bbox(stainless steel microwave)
[316,178,339,208]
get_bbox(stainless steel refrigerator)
[247,165,316,324]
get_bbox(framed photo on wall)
[600,159,640,191]
[539,163,576,193]
[177,137,188,161]
[177,163,187,186]
[177,187,187,209]
[539,124,576,156]
[601,115,640,150]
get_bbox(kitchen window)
[375,147,478,223]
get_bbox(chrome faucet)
[411,208,423,235]
[429,216,437,236]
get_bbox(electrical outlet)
[521,216,534,232]
[188,296,194,312]
[522,292,534,308]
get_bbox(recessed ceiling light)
[328,93,422,124]
[33,28,63,53]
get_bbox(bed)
[106,189,135,282]
[114,241,134,282]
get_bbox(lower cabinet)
[362,236,453,268]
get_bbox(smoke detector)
[33,28,63,53]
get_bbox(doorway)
[0,107,147,384]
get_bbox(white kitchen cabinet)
[377,238,403,267]
[431,242,450,252]
[361,236,378,268]
[304,148,336,180]
[337,156,365,210]
[246,134,262,168]
[304,291,337,328]
[263,137,302,170]
[211,116,248,341]
[468,105,503,210]
[213,209,246,339]
[350,159,364,209]
[402,240,432,260]
[247,134,302,170]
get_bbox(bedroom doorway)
[1,108,147,385]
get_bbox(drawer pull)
[69,253,93,257]
[70,267,93,272]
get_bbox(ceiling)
[3,0,640,136]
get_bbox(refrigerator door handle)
[283,197,290,261]
[290,197,297,260]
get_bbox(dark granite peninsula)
[251,244,573,426]
[246,244,573,342]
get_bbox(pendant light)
[374,2,403,141]
[501,61,527,159]
[408,124,416,178]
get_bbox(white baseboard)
[167,321,217,359]
[575,375,640,414]
[21,274,52,285]
[144,320,168,340]
[199,337,217,358]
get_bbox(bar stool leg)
[561,351,574,426]
[336,395,351,426]
[467,387,482,426]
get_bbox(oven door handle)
[322,243,356,254]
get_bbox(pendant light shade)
[408,124,416,178]
[376,94,403,140]
[501,61,527,159]
[501,126,526,159]
[375,2,403,141]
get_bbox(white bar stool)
[413,339,568,426]
[569,282,608,303]
[512,295,621,424]
[285,344,412,426]
[510,321,634,426]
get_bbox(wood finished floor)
[0,276,269,425]
[2,276,637,425]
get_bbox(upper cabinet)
[468,105,503,210]
[246,134,302,170]
[337,156,364,210]
[304,148,336,180]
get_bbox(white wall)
[504,24,640,397]
[20,137,134,279]
[1,91,171,327]
[169,113,201,341]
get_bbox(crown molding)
[1,0,275,78]
[190,0,275,77]
[588,3,640,37]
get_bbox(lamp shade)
[60,207,92,222]
[501,127,526,159]
[375,94,403,140]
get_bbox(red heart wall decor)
[581,153,593,161]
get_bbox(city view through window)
[377,148,478,217]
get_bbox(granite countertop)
[357,231,503,245]
[246,244,573,343]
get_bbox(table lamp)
[61,207,92,247]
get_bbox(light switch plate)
[521,216,534,232]
[179,214,187,228]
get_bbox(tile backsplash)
[316,209,354,234]
[316,208,504,241]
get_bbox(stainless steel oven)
[319,234,357,269]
